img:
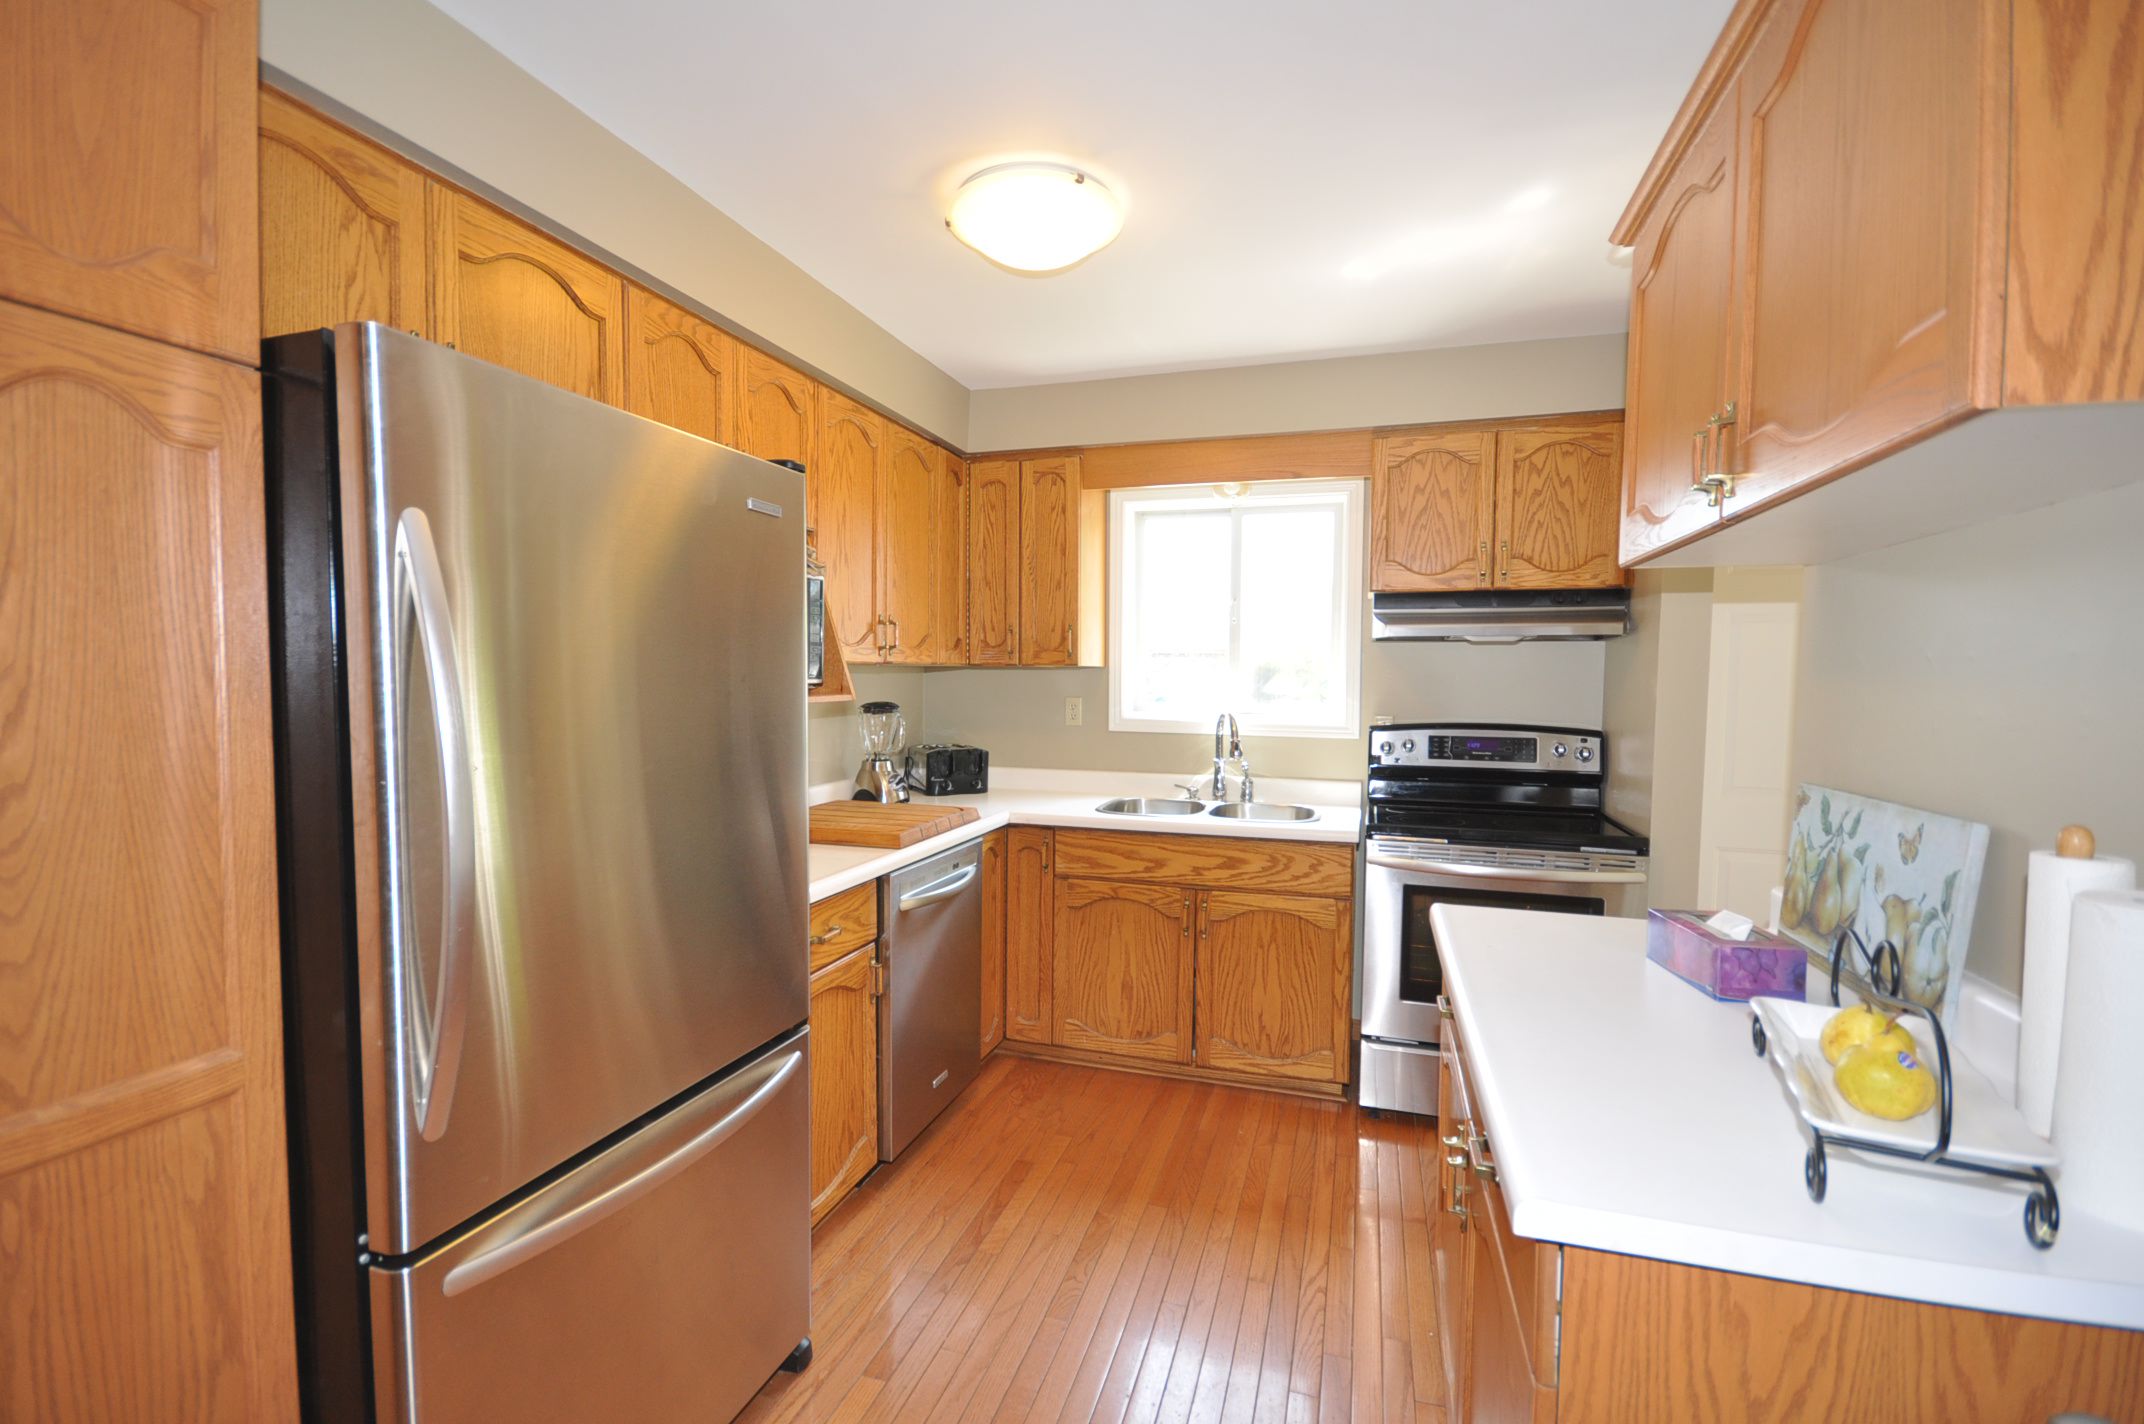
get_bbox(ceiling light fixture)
[946,162,1123,273]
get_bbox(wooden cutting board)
[808,799,980,849]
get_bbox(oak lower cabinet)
[1053,879,1194,1064]
[1004,827,1055,1044]
[1372,416,1626,593]
[807,943,879,1226]
[979,829,1008,1055]
[0,300,298,1419]
[426,188,627,405]
[1193,890,1349,1082]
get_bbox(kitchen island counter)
[1433,904,2144,1330]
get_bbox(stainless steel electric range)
[1357,723,1650,1116]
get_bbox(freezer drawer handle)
[896,861,980,912]
[440,1045,804,1298]
[394,508,478,1143]
[1364,849,1647,886]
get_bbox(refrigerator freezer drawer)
[371,1032,810,1423]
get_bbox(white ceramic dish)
[1750,996,2058,1171]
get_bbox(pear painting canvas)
[1780,785,1989,1028]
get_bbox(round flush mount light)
[946,162,1123,273]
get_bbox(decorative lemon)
[1819,1003,1914,1066]
[1835,1042,1938,1121]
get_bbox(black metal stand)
[1747,929,2059,1249]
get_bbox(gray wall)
[1789,479,2144,992]
[968,334,1629,449]
[1601,570,1715,909]
[260,0,970,445]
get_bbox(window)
[1109,479,1363,738]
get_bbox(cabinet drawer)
[808,882,878,972]
[1052,830,1353,898]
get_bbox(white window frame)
[1107,478,1364,739]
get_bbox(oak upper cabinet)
[736,345,819,470]
[807,943,879,1225]
[818,391,885,664]
[1725,0,1995,518]
[1192,890,1350,1083]
[259,88,431,339]
[0,302,298,1419]
[967,458,1021,665]
[426,189,626,405]
[1,0,259,360]
[1053,879,1193,1064]
[1493,419,1627,589]
[622,284,738,444]
[979,829,1007,1056]
[1619,94,1739,563]
[1004,827,1055,1044]
[1019,456,1083,665]
[1371,429,1495,590]
[880,425,963,665]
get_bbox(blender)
[853,701,909,803]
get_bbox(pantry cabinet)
[2,0,260,360]
[979,830,1007,1055]
[1053,879,1194,1064]
[1372,417,1626,592]
[426,188,626,405]
[1004,828,1055,1044]
[623,284,738,445]
[807,943,879,1225]
[259,88,431,339]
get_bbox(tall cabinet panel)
[1018,456,1083,666]
[967,458,1021,665]
[934,451,971,666]
[258,88,430,339]
[0,0,259,359]
[818,391,885,665]
[425,188,627,405]
[0,302,296,1420]
[880,425,944,664]
[1004,828,1055,1044]
[979,829,1007,1056]
[623,284,738,445]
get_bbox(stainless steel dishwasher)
[879,838,984,1160]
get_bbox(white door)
[1695,572,1803,922]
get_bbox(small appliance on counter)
[906,743,988,797]
[854,701,910,803]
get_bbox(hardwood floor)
[740,1056,1446,1424]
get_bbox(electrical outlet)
[1064,696,1084,727]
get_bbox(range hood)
[1371,588,1631,643]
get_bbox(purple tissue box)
[1646,909,1807,1001]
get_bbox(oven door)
[1360,840,1647,1047]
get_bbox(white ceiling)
[429,0,1732,389]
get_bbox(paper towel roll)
[2018,849,2135,1135]
[2051,889,2144,1231]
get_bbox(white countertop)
[1433,904,2144,1331]
[806,767,1361,902]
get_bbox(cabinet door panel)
[427,190,625,404]
[1371,430,1493,591]
[880,426,945,664]
[1005,828,1054,1044]
[1194,891,1348,1082]
[1494,422,1627,589]
[1434,1028,1469,1409]
[935,452,970,666]
[736,346,818,469]
[1018,457,1081,666]
[1053,879,1191,1064]
[980,830,1007,1056]
[1730,0,1993,515]
[0,303,296,1419]
[259,88,430,339]
[967,459,1020,665]
[819,391,884,664]
[1621,98,1737,563]
[623,285,737,444]
[807,946,878,1225]
[0,0,258,358]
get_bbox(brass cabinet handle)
[1444,1152,1471,1229]
[1692,403,1740,507]
[1435,994,1454,1021]
[1498,539,1510,580]
[1440,1132,1466,1150]
[1478,540,1489,584]
[807,924,843,946]
[1468,1129,1499,1184]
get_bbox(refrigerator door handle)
[439,1045,805,1298]
[895,862,980,913]
[394,507,478,1143]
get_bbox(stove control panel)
[1370,725,1601,773]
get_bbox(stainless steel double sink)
[1093,797,1318,823]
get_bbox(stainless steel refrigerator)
[264,324,811,1424]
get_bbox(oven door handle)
[1364,849,1648,885]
